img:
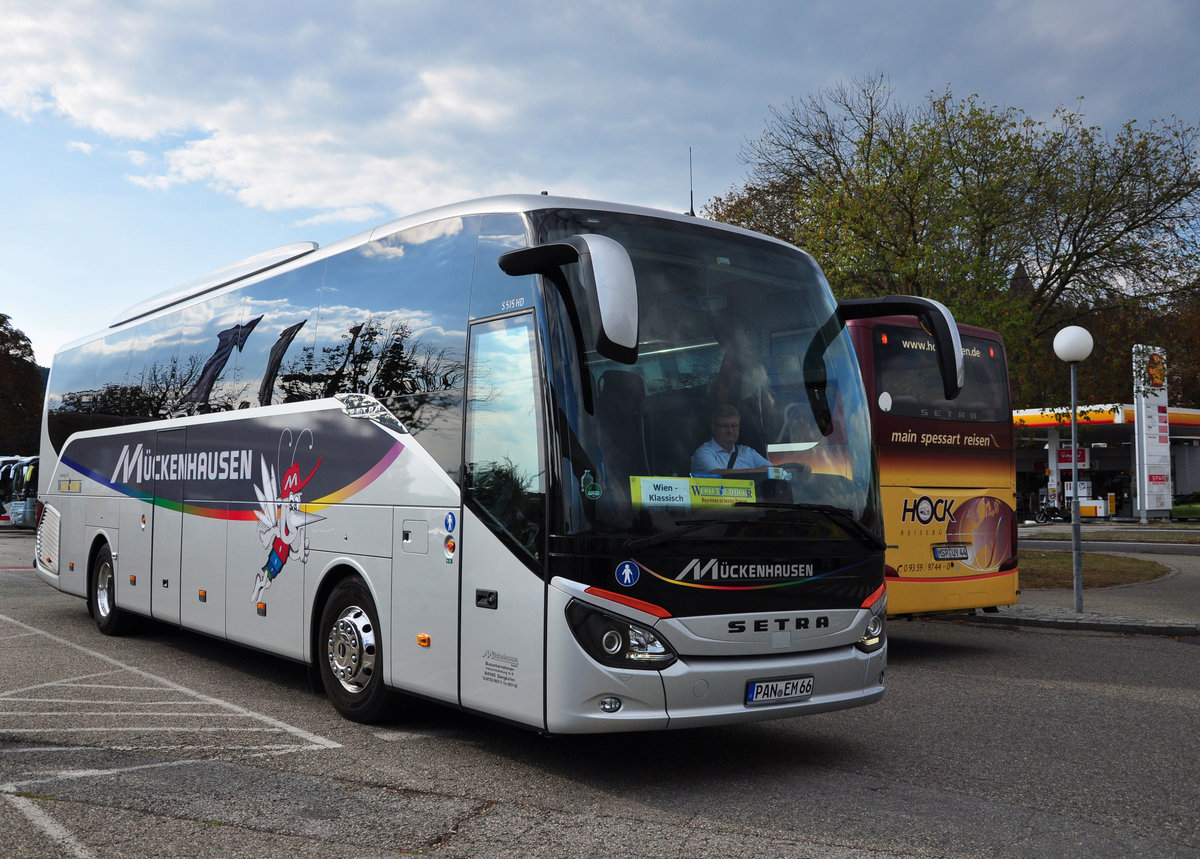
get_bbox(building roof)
[1014,405,1200,442]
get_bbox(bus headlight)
[566,601,677,669]
[856,588,886,654]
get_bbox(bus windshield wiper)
[623,518,747,553]
[733,501,887,552]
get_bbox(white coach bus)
[34,195,962,733]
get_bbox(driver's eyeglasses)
[714,422,740,431]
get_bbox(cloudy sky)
[4,0,1199,366]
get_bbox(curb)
[961,607,1200,637]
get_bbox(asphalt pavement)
[4,522,1200,637]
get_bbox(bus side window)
[471,213,533,320]
[236,266,324,407]
[45,340,99,452]
[316,217,476,402]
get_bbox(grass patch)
[1020,550,1170,589]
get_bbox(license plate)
[933,545,969,561]
[746,676,814,706]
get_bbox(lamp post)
[1053,326,1093,613]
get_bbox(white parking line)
[0,611,341,753]
[2,792,95,859]
[2,758,199,859]
[0,613,344,857]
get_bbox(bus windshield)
[874,326,1011,422]
[535,209,877,541]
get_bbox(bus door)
[151,428,185,625]
[459,313,548,728]
[117,435,155,618]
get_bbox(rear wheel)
[89,544,130,636]
[318,577,395,722]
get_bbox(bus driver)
[691,404,775,477]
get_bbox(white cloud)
[0,0,735,219]
[2,0,1199,229]
[408,67,517,130]
[124,171,175,191]
[295,207,384,228]
[4,0,1200,372]
[67,141,94,154]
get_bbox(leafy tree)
[707,73,1200,407]
[0,314,44,454]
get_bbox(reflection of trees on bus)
[49,316,466,456]
[466,457,543,561]
[278,318,465,435]
[59,355,205,423]
[178,316,262,413]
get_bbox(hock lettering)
[901,496,956,525]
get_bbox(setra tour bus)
[845,316,1017,616]
[35,195,963,732]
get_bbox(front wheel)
[1034,510,1048,524]
[317,577,395,723]
[89,544,131,636]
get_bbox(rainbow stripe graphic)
[62,440,403,522]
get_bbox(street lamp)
[1053,325,1094,613]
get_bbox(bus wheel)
[90,544,129,636]
[318,578,394,723]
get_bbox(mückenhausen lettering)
[677,558,815,581]
[110,444,254,486]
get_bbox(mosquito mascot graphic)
[251,429,325,604]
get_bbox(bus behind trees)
[35,195,962,732]
[846,317,1018,616]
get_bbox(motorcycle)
[1034,502,1071,523]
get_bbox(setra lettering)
[728,616,829,634]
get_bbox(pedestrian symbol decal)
[615,560,640,587]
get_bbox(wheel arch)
[307,561,374,692]
[86,531,115,617]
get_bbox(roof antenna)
[687,147,696,216]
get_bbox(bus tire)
[89,543,130,636]
[318,577,394,723]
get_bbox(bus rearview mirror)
[498,234,639,364]
[838,295,965,400]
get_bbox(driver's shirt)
[690,438,772,474]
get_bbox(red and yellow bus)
[846,317,1018,616]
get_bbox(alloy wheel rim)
[326,605,377,694]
